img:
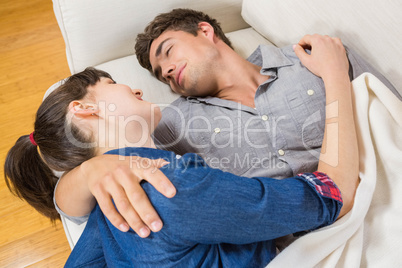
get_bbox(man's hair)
[4,67,111,222]
[135,8,233,73]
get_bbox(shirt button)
[278,149,285,156]
[176,155,182,159]
[307,89,315,96]
[261,115,269,121]
[214,128,221,133]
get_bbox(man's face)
[149,29,219,97]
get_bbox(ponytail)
[4,67,113,222]
[4,135,59,221]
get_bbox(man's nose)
[162,63,176,81]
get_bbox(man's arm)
[104,36,356,244]
[55,155,176,237]
[294,34,360,217]
[122,154,343,244]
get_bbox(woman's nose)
[132,89,143,98]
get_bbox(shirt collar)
[248,44,294,73]
[184,96,257,114]
[182,44,294,112]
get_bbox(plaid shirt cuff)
[297,172,343,203]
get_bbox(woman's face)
[89,77,161,143]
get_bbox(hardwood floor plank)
[0,0,71,266]
[0,222,70,267]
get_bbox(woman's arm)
[55,155,176,237]
[294,34,360,217]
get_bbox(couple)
[5,8,395,267]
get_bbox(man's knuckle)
[115,164,129,174]
[131,190,146,202]
[91,182,102,193]
[101,205,114,216]
[129,219,144,230]
[117,198,130,211]
[143,213,155,223]
[142,168,154,177]
[102,173,114,183]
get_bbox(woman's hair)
[135,8,233,73]
[4,67,113,222]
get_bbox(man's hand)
[293,34,349,81]
[57,154,176,238]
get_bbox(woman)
[4,36,359,267]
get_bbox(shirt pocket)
[187,107,262,176]
[286,79,326,149]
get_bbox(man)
[135,8,399,179]
[56,8,396,238]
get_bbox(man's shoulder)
[158,96,194,129]
[161,96,190,118]
[163,96,191,109]
[161,95,214,117]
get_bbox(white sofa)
[50,0,273,250]
[49,0,402,267]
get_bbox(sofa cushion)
[50,27,273,249]
[53,0,250,74]
[242,0,402,92]
[87,28,273,107]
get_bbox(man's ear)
[68,101,99,117]
[198,22,216,42]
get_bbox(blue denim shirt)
[65,147,342,267]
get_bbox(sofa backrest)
[53,0,249,74]
[242,0,402,93]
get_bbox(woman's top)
[64,147,342,267]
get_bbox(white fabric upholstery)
[45,27,273,107]
[50,1,402,263]
[53,0,249,74]
[47,26,273,248]
[241,1,402,266]
[93,28,273,107]
[267,74,402,267]
[51,0,274,249]
[242,0,402,94]
[61,217,87,249]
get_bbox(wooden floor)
[0,0,72,267]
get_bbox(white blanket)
[267,73,402,268]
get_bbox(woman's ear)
[68,101,99,117]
